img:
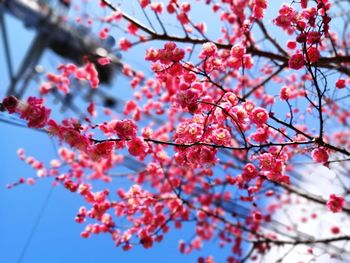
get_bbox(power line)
[0,114,59,263]
[16,185,55,263]
[0,114,47,133]
[16,136,59,263]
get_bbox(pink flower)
[145,48,159,62]
[253,6,264,19]
[180,2,191,13]
[274,15,292,28]
[177,12,189,25]
[287,41,297,49]
[226,56,242,69]
[114,119,138,139]
[124,100,138,115]
[195,23,206,33]
[164,41,176,51]
[251,0,268,19]
[200,42,217,57]
[306,47,320,63]
[288,53,304,70]
[251,107,269,126]
[39,82,53,94]
[211,128,231,145]
[176,88,199,108]
[25,105,51,128]
[157,43,178,64]
[259,153,275,170]
[224,92,239,106]
[47,119,61,136]
[127,137,148,159]
[97,57,111,66]
[327,194,345,213]
[171,48,185,62]
[2,95,18,113]
[140,0,150,8]
[242,163,257,181]
[301,0,308,8]
[84,63,99,89]
[26,178,36,185]
[166,3,176,13]
[311,147,329,163]
[243,55,254,69]
[331,226,340,235]
[274,4,297,30]
[252,211,263,222]
[336,79,346,89]
[253,0,267,8]
[91,141,115,159]
[199,146,216,164]
[307,32,321,44]
[230,45,245,58]
[99,28,109,40]
[119,38,132,51]
[280,86,291,100]
[243,101,255,113]
[62,129,91,151]
[18,97,51,128]
[141,236,153,249]
[250,126,269,143]
[87,101,96,117]
[150,2,163,14]
[127,23,139,35]
[185,146,216,164]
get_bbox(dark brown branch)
[90,136,315,151]
[242,63,286,100]
[256,235,350,246]
[276,181,350,214]
[101,0,350,75]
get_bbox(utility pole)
[0,0,122,99]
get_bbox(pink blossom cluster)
[2,96,51,128]
[327,194,345,213]
[41,62,100,94]
[250,0,268,19]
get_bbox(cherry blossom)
[327,194,345,213]
[3,0,350,262]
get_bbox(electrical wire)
[16,137,60,263]
[0,115,58,263]
[16,186,55,263]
